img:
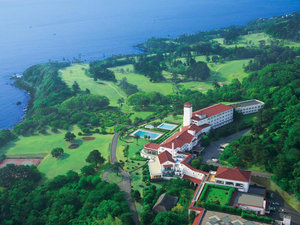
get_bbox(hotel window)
[236,183,244,187]
[225,181,234,186]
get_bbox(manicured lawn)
[200,184,234,205]
[60,64,126,106]
[0,126,113,178]
[212,32,300,49]
[107,171,123,183]
[110,64,175,95]
[210,59,251,83]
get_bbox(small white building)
[213,167,251,192]
[231,99,264,115]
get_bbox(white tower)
[183,102,192,126]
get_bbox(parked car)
[272,201,280,206]
[211,157,218,162]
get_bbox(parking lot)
[267,190,300,225]
[202,128,250,164]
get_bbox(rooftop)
[215,167,251,182]
[193,103,233,118]
[234,192,265,208]
[144,142,160,152]
[148,156,162,177]
[233,99,264,108]
[158,151,175,164]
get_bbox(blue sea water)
[0,0,299,129]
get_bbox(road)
[202,128,251,163]
[105,132,140,225]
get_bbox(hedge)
[241,212,274,224]
[202,202,243,215]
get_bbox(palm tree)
[134,134,140,145]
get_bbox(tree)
[201,135,210,147]
[72,81,80,93]
[186,61,210,81]
[118,98,125,107]
[112,162,122,176]
[86,150,105,167]
[51,147,64,158]
[81,165,96,176]
[211,55,219,62]
[132,190,141,202]
[134,134,140,145]
[65,132,76,142]
[85,88,91,94]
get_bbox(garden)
[199,184,235,205]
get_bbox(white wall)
[214,177,250,192]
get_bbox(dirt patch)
[0,158,42,168]
[69,144,79,149]
[83,136,95,141]
[198,87,204,90]
[233,74,239,77]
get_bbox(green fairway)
[200,184,234,205]
[212,32,300,49]
[0,127,113,178]
[110,64,175,95]
[210,59,251,83]
[60,64,126,106]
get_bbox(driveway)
[105,132,140,225]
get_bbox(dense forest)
[0,165,133,225]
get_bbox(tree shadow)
[59,153,70,160]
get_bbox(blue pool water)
[133,130,162,140]
[157,123,178,130]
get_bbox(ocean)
[0,0,299,129]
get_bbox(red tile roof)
[215,167,251,182]
[192,210,205,225]
[163,164,173,169]
[181,154,208,175]
[183,174,202,184]
[144,143,160,152]
[193,103,233,118]
[158,151,175,164]
[160,124,209,150]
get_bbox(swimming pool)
[131,129,163,140]
[157,123,178,130]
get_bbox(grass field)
[0,127,113,178]
[60,64,126,106]
[175,56,251,92]
[200,184,234,205]
[212,32,300,49]
[110,64,175,95]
